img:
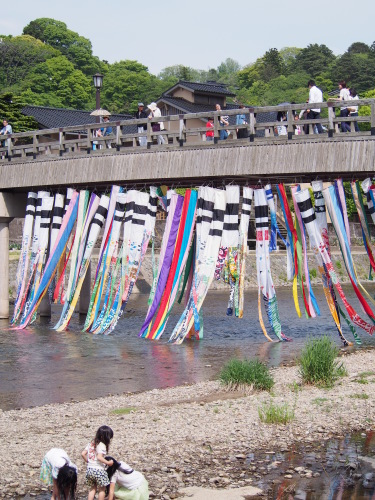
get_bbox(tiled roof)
[158,97,276,129]
[21,105,133,130]
[164,80,235,97]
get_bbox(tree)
[261,48,285,82]
[330,52,375,92]
[295,44,336,77]
[158,65,208,83]
[347,42,371,54]
[216,58,241,87]
[279,47,302,73]
[23,18,104,76]
[0,92,38,132]
[237,61,262,89]
[102,60,169,114]
[20,55,94,109]
[0,35,58,89]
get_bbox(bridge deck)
[1,135,374,192]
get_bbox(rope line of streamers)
[11,179,375,344]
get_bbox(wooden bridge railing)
[0,99,374,162]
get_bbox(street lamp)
[93,73,104,123]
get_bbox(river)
[1,285,375,411]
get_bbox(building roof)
[22,105,132,130]
[163,80,236,97]
[158,96,275,130]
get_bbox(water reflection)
[1,286,375,411]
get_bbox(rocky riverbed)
[0,349,374,499]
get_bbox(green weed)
[312,397,329,406]
[220,358,274,392]
[110,407,136,415]
[350,393,369,399]
[258,401,295,424]
[299,336,347,387]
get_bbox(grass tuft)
[299,336,347,388]
[219,358,274,392]
[258,401,295,424]
[110,407,136,415]
[350,393,369,400]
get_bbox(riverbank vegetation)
[219,358,274,391]
[1,18,375,129]
[299,336,347,387]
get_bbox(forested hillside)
[1,18,375,131]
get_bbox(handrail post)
[146,120,152,149]
[86,127,92,154]
[33,133,39,160]
[248,108,255,142]
[213,114,219,144]
[116,122,121,151]
[59,128,65,156]
[328,102,335,138]
[179,115,185,147]
[287,105,294,140]
[371,101,375,136]
[7,135,12,161]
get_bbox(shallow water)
[263,430,375,499]
[1,286,375,411]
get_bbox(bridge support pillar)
[39,294,51,317]
[79,262,91,314]
[0,221,10,318]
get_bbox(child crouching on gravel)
[82,425,114,500]
[40,447,77,499]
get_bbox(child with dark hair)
[82,425,114,500]
[105,456,149,500]
[40,448,77,499]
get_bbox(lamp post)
[93,73,104,123]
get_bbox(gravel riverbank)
[0,349,374,499]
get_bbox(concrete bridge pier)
[39,294,52,317]
[79,262,91,314]
[0,192,28,319]
[0,221,10,318]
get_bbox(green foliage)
[350,393,369,399]
[309,268,317,279]
[219,358,274,391]
[0,35,58,89]
[101,60,169,114]
[19,55,94,109]
[110,407,136,415]
[23,18,104,76]
[299,336,347,387]
[258,401,295,424]
[295,44,336,77]
[0,93,38,132]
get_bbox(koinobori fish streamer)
[254,188,290,342]
[12,180,375,344]
[215,185,240,317]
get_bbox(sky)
[1,0,375,75]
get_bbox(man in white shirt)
[307,80,324,134]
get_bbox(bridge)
[0,100,374,318]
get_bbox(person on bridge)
[348,88,360,132]
[147,102,166,145]
[338,80,351,132]
[307,80,324,134]
[236,104,248,139]
[101,115,113,148]
[215,103,229,140]
[135,103,148,147]
[206,117,214,141]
